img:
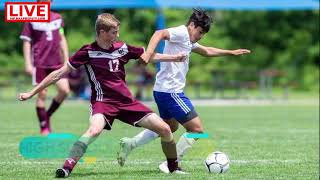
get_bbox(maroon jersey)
[68,41,144,104]
[20,11,64,68]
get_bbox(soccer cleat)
[117,137,134,167]
[158,161,170,174]
[171,167,189,174]
[159,161,189,174]
[55,168,70,178]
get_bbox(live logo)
[5,2,50,22]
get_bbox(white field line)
[0,159,304,165]
[0,143,18,147]
[216,129,319,134]
[143,99,319,106]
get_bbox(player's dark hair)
[187,8,212,32]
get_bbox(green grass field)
[0,100,319,179]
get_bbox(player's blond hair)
[95,13,120,35]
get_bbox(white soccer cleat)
[171,168,189,174]
[159,161,189,174]
[117,137,134,167]
[158,161,170,174]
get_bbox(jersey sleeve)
[20,23,33,41]
[126,44,144,60]
[167,26,185,43]
[192,42,200,49]
[68,46,89,70]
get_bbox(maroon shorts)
[90,100,153,130]
[32,67,65,85]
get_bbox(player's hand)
[144,52,153,62]
[25,64,33,76]
[231,49,251,56]
[173,52,187,62]
[19,92,33,101]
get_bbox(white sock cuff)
[182,133,196,145]
[176,133,196,161]
[134,129,159,147]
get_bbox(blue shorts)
[153,91,198,124]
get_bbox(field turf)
[0,100,318,179]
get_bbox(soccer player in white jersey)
[117,8,251,173]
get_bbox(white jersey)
[153,25,199,93]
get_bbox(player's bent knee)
[57,84,70,95]
[157,125,173,140]
[57,80,71,95]
[86,126,103,137]
[59,88,70,96]
[161,126,172,136]
[88,114,107,136]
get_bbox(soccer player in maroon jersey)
[19,13,187,177]
[20,0,70,135]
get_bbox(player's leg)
[116,101,185,173]
[157,92,199,173]
[158,116,201,174]
[117,121,169,167]
[122,118,178,150]
[47,78,70,117]
[121,91,178,149]
[166,92,201,161]
[178,116,203,159]
[56,113,106,178]
[157,116,204,173]
[117,91,175,165]
[33,67,50,135]
[36,88,50,135]
[165,118,179,132]
[137,113,185,173]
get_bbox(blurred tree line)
[0,9,318,90]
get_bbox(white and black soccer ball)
[205,151,230,173]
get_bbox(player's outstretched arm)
[143,29,170,63]
[140,52,187,64]
[193,44,251,57]
[19,63,72,101]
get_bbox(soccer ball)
[205,151,230,173]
